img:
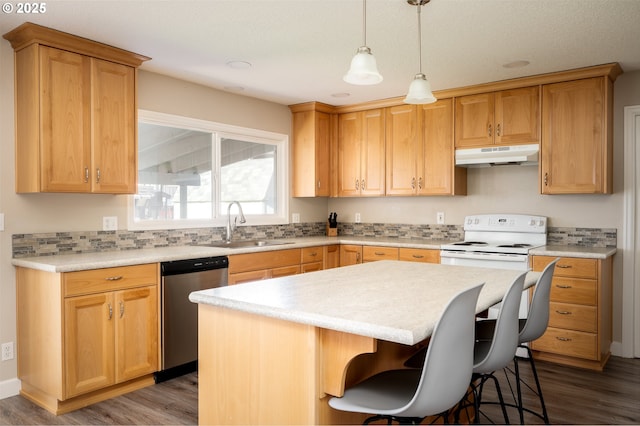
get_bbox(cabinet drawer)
[271,265,300,279]
[64,264,157,297]
[229,270,270,285]
[532,327,597,360]
[301,262,323,273]
[548,302,597,333]
[398,248,439,264]
[229,249,301,274]
[301,247,324,264]
[550,277,597,305]
[533,256,596,279]
[362,246,399,262]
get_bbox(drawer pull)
[105,276,123,281]
[309,252,318,257]
[120,301,125,318]
[556,337,572,342]
[555,310,572,315]
[556,284,572,289]
[556,264,572,269]
[108,303,113,320]
[412,254,424,259]
[374,252,385,256]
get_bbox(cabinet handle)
[488,124,492,137]
[418,177,423,189]
[556,264,572,269]
[120,301,125,318]
[355,179,359,190]
[556,337,572,342]
[412,254,424,259]
[361,179,365,190]
[317,180,321,189]
[310,252,318,257]
[96,168,101,183]
[108,303,113,320]
[556,284,573,289]
[84,167,89,183]
[496,123,501,137]
[411,177,416,189]
[356,252,361,263]
[105,276,123,281]
[374,251,385,256]
[555,310,572,315]
[544,172,549,186]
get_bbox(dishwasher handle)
[161,256,229,276]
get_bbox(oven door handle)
[439,250,528,262]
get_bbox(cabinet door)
[337,112,362,196]
[339,245,362,266]
[385,105,419,196]
[455,93,494,148]
[91,59,137,194]
[64,293,115,398]
[324,245,340,269]
[114,286,158,383]
[40,46,92,192]
[292,110,331,197]
[494,86,540,145]
[541,77,609,194]
[360,109,386,196]
[418,99,465,195]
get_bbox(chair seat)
[328,369,421,414]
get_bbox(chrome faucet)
[225,201,246,242]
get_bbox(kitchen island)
[189,260,539,425]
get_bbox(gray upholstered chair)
[328,283,485,425]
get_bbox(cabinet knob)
[84,167,89,183]
[96,168,101,183]
[488,124,492,137]
[108,303,113,320]
[355,179,359,190]
[544,172,549,186]
[411,177,416,189]
[418,177,423,190]
[496,123,501,137]
[361,179,365,190]
[120,301,125,318]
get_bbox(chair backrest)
[400,283,484,418]
[519,258,559,343]
[473,271,527,374]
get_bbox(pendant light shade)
[404,0,436,104]
[404,73,436,104]
[344,0,383,85]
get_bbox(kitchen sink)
[205,240,294,249]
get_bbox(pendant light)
[404,0,437,104]
[344,0,383,85]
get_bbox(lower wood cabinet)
[398,247,441,264]
[228,248,302,284]
[530,255,612,371]
[16,264,159,414]
[362,246,399,262]
[339,244,363,266]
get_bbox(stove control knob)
[538,219,545,226]
[474,218,480,224]
[467,218,473,225]
[529,219,536,226]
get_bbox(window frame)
[128,110,289,230]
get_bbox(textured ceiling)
[2,0,639,106]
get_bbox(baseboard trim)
[0,377,21,400]
[611,340,623,357]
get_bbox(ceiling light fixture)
[404,0,436,104]
[343,0,383,85]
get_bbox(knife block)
[326,225,337,237]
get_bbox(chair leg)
[475,374,510,425]
[513,345,550,424]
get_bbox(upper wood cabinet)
[455,86,540,148]
[385,100,466,196]
[541,77,613,194]
[290,102,333,197]
[337,109,386,197]
[3,23,149,194]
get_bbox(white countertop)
[189,260,540,346]
[11,236,615,272]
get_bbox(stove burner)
[496,243,532,248]
[453,241,488,246]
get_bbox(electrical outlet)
[437,212,445,224]
[0,213,4,231]
[102,216,118,231]
[355,212,361,223]
[291,213,300,223]
[1,342,14,361]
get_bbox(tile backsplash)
[12,223,616,258]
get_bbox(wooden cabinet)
[290,102,333,197]
[398,248,440,264]
[337,109,386,196]
[301,246,324,273]
[386,100,466,196]
[362,246,399,262]
[16,264,159,414]
[324,245,340,269]
[530,255,612,371]
[455,86,540,148]
[228,249,302,284]
[339,245,363,266]
[540,77,613,194]
[3,23,149,194]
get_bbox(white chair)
[328,283,485,425]
[475,259,559,424]
[468,271,527,424]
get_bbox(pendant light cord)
[362,0,367,46]
[417,3,422,74]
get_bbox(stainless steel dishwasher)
[155,256,228,383]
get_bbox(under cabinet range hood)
[455,144,540,167]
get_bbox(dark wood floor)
[0,356,638,425]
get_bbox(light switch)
[0,213,4,231]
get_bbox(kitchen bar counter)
[11,236,614,272]
[191,261,538,425]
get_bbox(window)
[130,110,288,229]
